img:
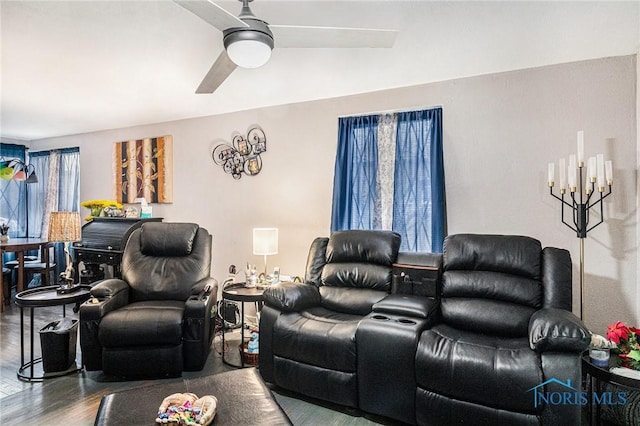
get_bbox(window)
[0,144,80,279]
[28,148,81,238]
[330,108,446,252]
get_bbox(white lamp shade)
[227,39,272,69]
[253,228,278,255]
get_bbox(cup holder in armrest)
[372,314,390,321]
[370,314,416,325]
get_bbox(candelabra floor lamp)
[547,131,613,320]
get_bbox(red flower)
[607,321,631,344]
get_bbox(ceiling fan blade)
[196,50,238,94]
[270,25,398,48]
[174,0,248,32]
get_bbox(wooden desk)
[0,238,52,312]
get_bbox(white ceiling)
[1,0,639,141]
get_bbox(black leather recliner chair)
[259,229,401,408]
[414,234,590,425]
[80,222,218,378]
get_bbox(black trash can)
[39,318,78,372]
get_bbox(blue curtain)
[330,108,446,252]
[331,115,379,232]
[392,108,445,252]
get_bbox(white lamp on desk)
[48,211,81,293]
[253,228,278,276]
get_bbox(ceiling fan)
[173,0,398,94]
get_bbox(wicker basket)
[239,342,259,366]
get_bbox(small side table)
[221,283,264,368]
[582,352,640,425]
[15,285,92,382]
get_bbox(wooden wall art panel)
[114,135,173,203]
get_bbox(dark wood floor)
[0,297,388,425]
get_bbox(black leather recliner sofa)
[413,234,589,424]
[260,232,590,425]
[260,229,401,407]
[80,222,218,378]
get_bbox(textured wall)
[31,54,637,333]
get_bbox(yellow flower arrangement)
[80,199,123,221]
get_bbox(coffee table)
[221,282,265,368]
[14,285,92,382]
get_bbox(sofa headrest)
[443,234,542,280]
[326,230,400,266]
[140,222,199,257]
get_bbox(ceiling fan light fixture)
[226,38,272,68]
[223,16,274,69]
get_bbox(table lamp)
[253,228,278,276]
[48,211,81,293]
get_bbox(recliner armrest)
[529,308,590,353]
[81,279,130,321]
[373,294,438,319]
[190,277,218,298]
[263,281,321,312]
[90,278,129,299]
[185,277,218,318]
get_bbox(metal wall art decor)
[212,127,267,180]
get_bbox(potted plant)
[0,223,9,242]
[606,321,640,371]
[80,199,123,221]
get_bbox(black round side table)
[15,285,92,382]
[582,352,640,425]
[221,282,265,368]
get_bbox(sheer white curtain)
[375,113,397,230]
[40,150,60,238]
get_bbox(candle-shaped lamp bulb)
[605,160,613,185]
[548,163,555,186]
[577,130,585,166]
[596,154,605,190]
[568,155,577,191]
[585,174,592,194]
[559,158,566,191]
[588,157,597,181]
